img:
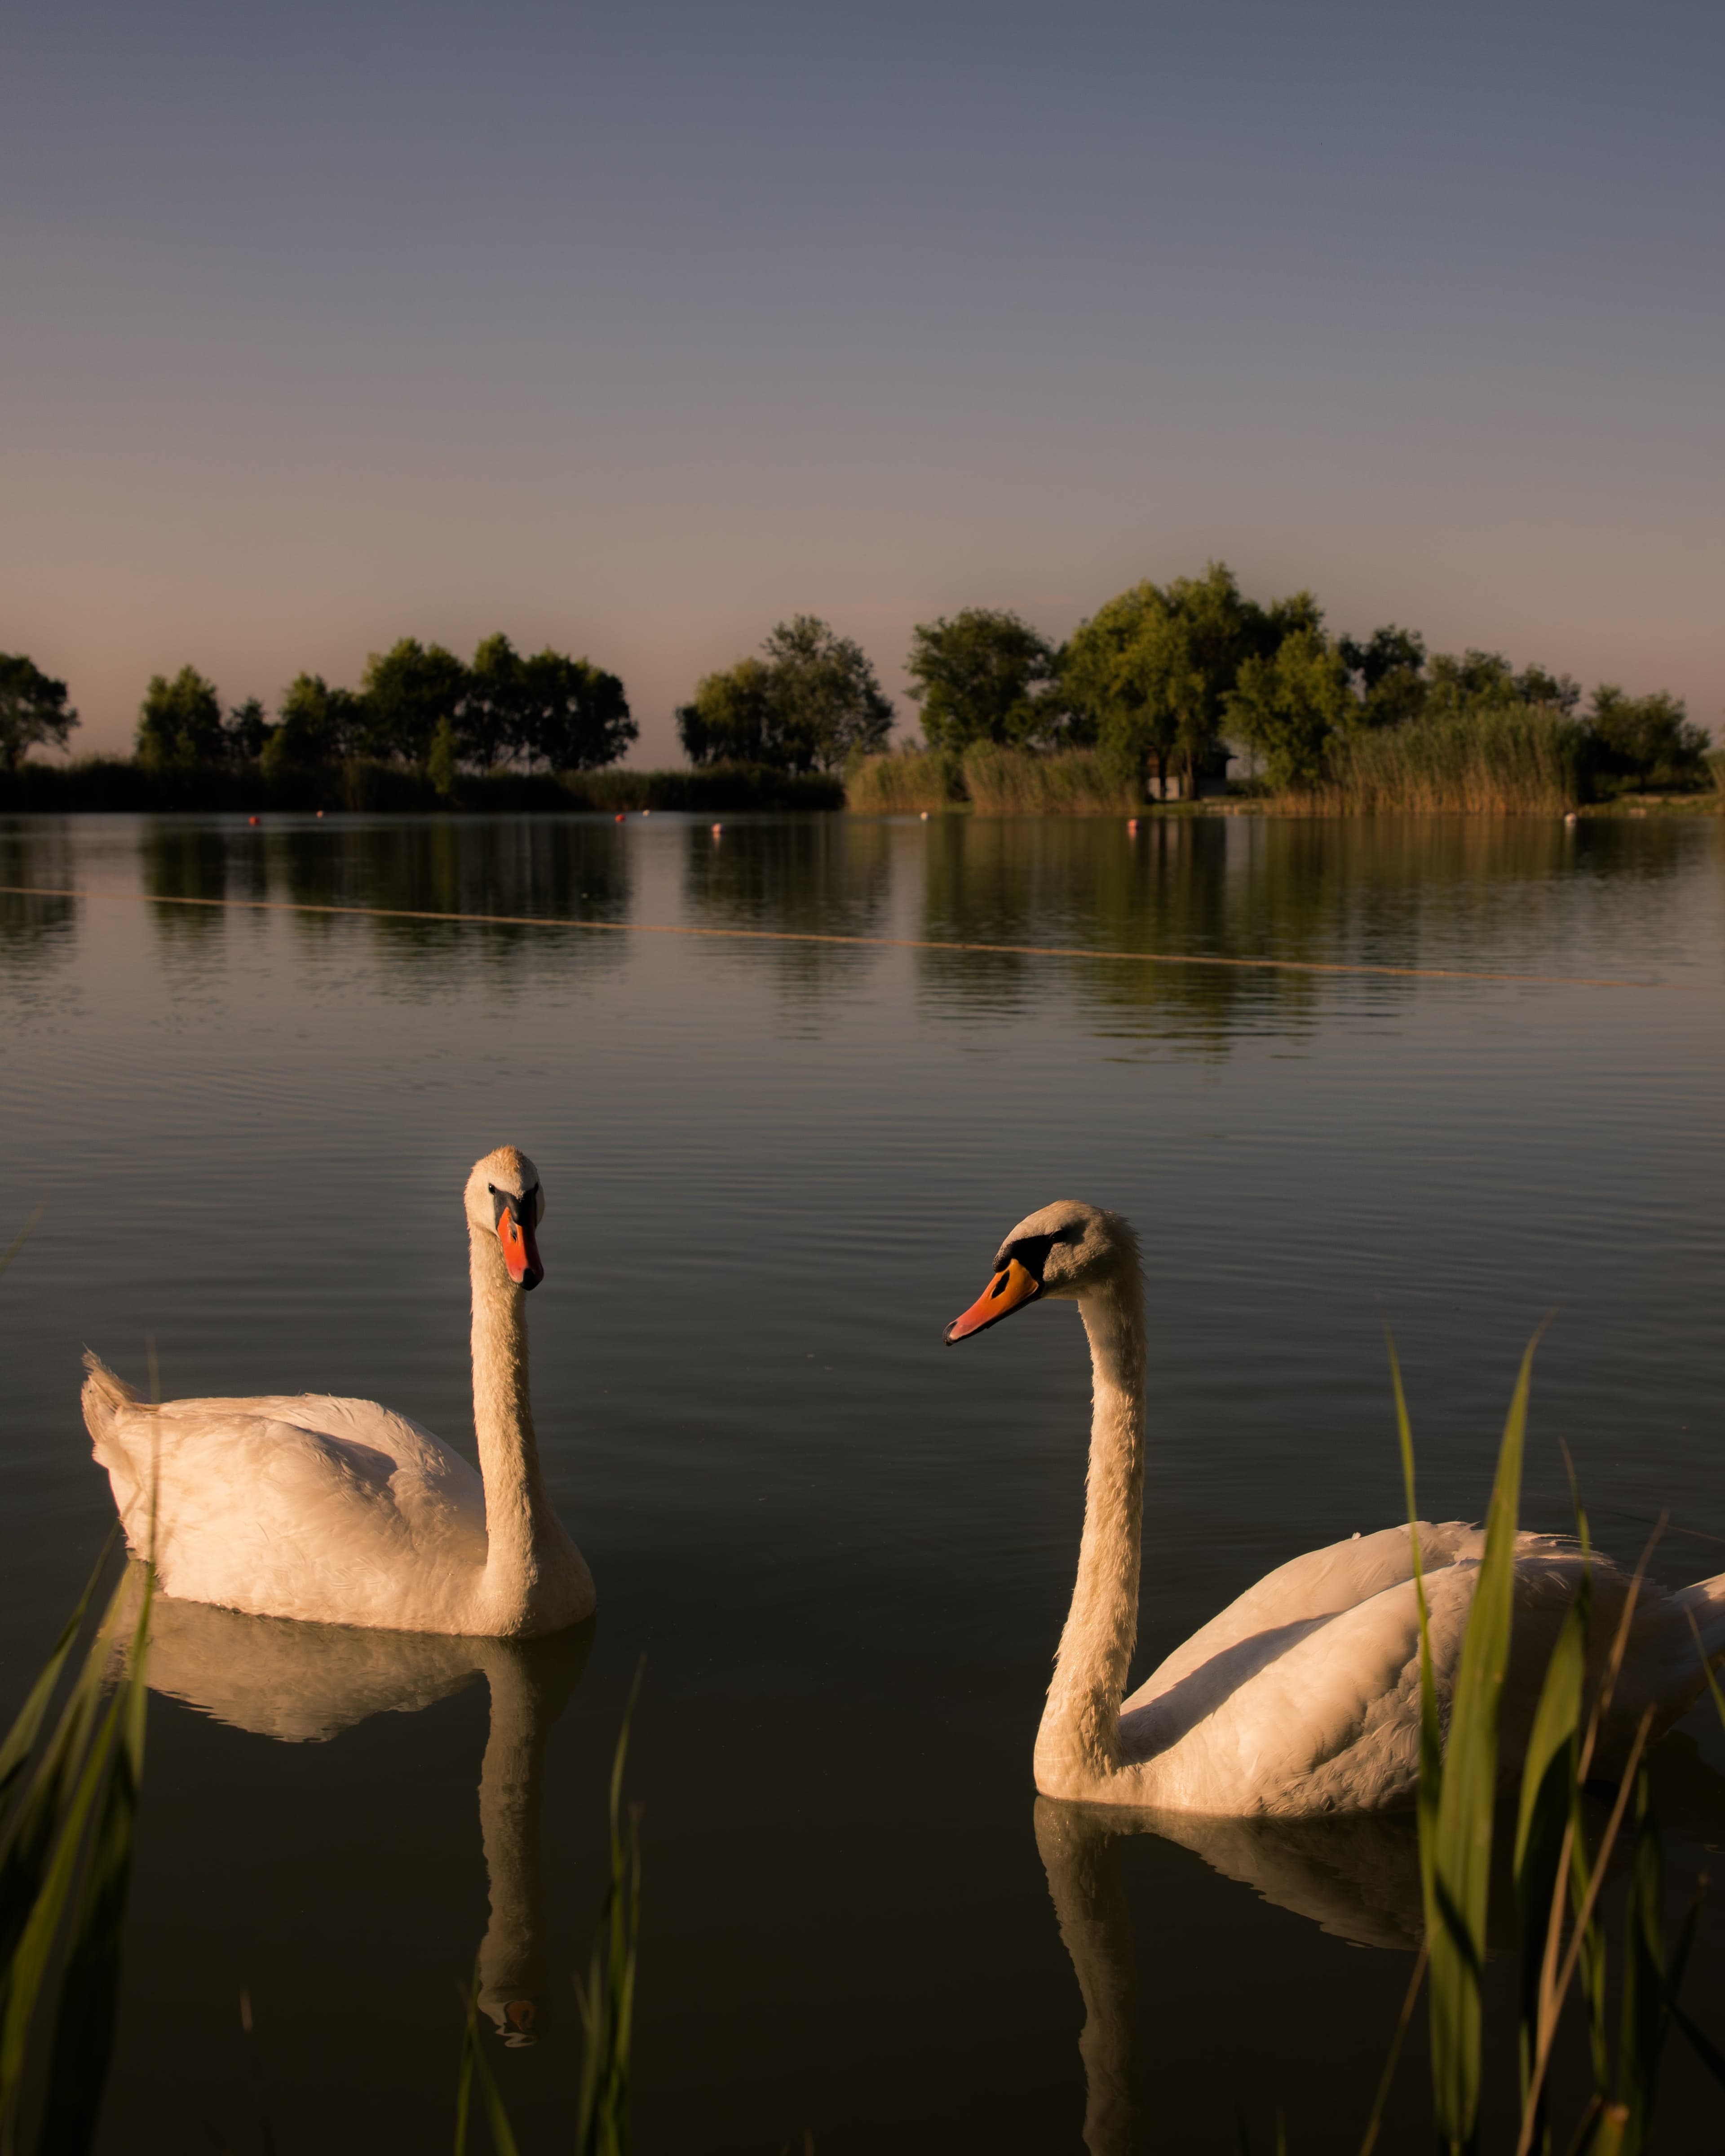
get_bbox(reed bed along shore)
[1278,707,1579,817]
[845,744,1135,815]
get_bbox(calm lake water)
[3,808,1724,2152]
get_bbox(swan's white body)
[82,1147,593,1638]
[951,1202,1725,1817]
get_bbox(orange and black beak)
[495,1194,544,1290]
[945,1257,1040,1343]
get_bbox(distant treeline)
[2,567,1714,813]
[866,564,1713,805]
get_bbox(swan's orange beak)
[945,1258,1040,1343]
[498,1203,544,1290]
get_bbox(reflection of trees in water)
[917,818,1307,1047]
[918,815,1702,1049]
[140,822,247,944]
[136,817,634,978]
[680,817,891,995]
[0,821,77,972]
[264,817,634,975]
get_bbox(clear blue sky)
[4,0,1720,759]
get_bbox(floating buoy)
[711,823,723,837]
[920,810,929,821]
[315,809,324,819]
[1564,811,1578,826]
[1126,817,1139,834]
[615,812,626,822]
[642,808,651,816]
[248,815,260,826]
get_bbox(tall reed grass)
[958,745,1135,814]
[0,1541,152,2156]
[1289,708,1579,817]
[842,748,961,814]
[1354,1339,1725,2156]
[845,744,1136,814]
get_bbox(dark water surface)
[3,809,1724,2152]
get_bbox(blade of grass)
[1357,1938,1428,2156]
[34,1560,153,2154]
[576,1665,645,2156]
[0,1531,119,1820]
[1387,1337,1440,1945]
[0,1568,133,1982]
[1515,1445,1598,2148]
[1615,1772,1668,2154]
[1516,1707,1658,2154]
[0,1694,123,2134]
[452,1969,522,2156]
[0,1210,42,1284]
[1429,1337,1539,2155]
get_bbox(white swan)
[81,1146,593,1637]
[947,1201,1725,1816]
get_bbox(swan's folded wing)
[124,1397,487,1623]
[1126,1523,1484,1717]
[1126,1541,1597,1816]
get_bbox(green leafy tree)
[1338,626,1428,727]
[427,717,460,799]
[430,635,636,772]
[677,658,777,767]
[512,649,634,770]
[263,673,371,777]
[1513,663,1581,714]
[360,639,468,766]
[221,697,270,765]
[1064,565,1270,794]
[136,666,224,770]
[905,609,1064,750]
[1227,627,1353,790]
[1586,686,1709,791]
[0,654,79,774]
[762,615,893,772]
[462,634,529,770]
[678,619,892,773]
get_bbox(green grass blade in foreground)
[1387,1339,1440,1931]
[34,1564,153,2156]
[0,1211,42,1286]
[1614,1773,1671,2154]
[0,1696,122,2138]
[0,1533,119,1820]
[1512,1478,1591,2134]
[0,1567,133,1981]
[1428,1339,1537,2156]
[452,1972,522,2156]
[577,1667,644,2156]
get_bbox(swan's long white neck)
[1034,1272,1147,1799]
[469,1225,559,1627]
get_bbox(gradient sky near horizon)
[4,0,1721,762]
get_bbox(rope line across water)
[0,884,1712,992]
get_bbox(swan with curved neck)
[948,1200,1725,1816]
[81,1146,593,1637]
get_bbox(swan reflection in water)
[1034,1797,1426,2156]
[127,1575,591,2046]
[1036,1733,1725,2156]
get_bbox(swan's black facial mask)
[489,1184,544,1290]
